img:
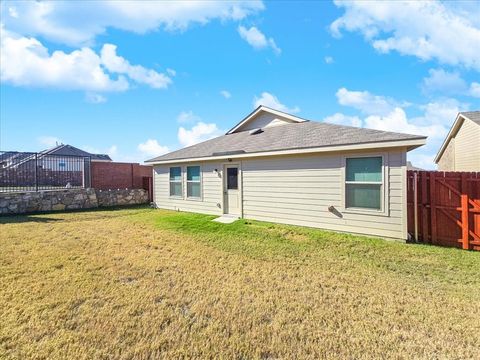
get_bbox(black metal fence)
[0,151,91,192]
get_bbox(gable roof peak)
[226,105,308,134]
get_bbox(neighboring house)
[435,111,480,171]
[44,144,112,162]
[146,106,426,240]
[1,144,112,170]
[407,161,424,171]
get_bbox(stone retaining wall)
[96,188,149,207]
[0,188,149,215]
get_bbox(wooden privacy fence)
[407,171,480,250]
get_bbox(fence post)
[35,153,38,192]
[413,172,418,241]
[430,172,437,244]
[461,173,470,250]
[421,171,429,243]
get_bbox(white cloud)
[331,1,480,71]
[324,56,334,64]
[100,44,172,89]
[253,92,300,113]
[469,82,480,98]
[323,113,362,127]
[238,26,281,55]
[336,87,399,116]
[85,92,107,104]
[137,139,169,157]
[177,110,201,124]
[8,6,18,18]
[326,87,467,169]
[0,27,129,91]
[0,27,173,92]
[166,68,176,76]
[220,90,232,99]
[178,122,222,147]
[38,136,63,148]
[364,108,446,138]
[422,68,480,98]
[1,1,265,46]
[422,69,467,95]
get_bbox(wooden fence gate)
[407,171,480,250]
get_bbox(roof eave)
[434,113,464,163]
[146,137,427,165]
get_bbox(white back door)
[223,165,240,215]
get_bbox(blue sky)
[1,1,479,168]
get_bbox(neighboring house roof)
[47,144,112,161]
[147,107,426,164]
[434,111,480,164]
[407,161,424,171]
[1,144,111,169]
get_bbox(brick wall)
[91,162,152,190]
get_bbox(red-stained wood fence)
[407,171,480,250]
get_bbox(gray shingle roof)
[460,111,480,125]
[147,121,426,163]
[49,145,112,161]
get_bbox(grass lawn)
[1,207,479,359]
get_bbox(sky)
[0,0,479,168]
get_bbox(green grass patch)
[1,207,479,359]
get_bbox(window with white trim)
[169,167,182,197]
[345,156,383,210]
[187,166,201,198]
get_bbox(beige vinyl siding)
[437,138,455,171]
[153,162,223,215]
[454,118,480,171]
[153,149,408,239]
[238,112,297,132]
[242,150,407,239]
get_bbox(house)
[146,106,426,240]
[434,111,480,171]
[42,144,112,162]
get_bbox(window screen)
[187,166,201,198]
[169,167,182,197]
[345,157,382,210]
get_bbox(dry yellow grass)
[1,207,480,359]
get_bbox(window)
[187,166,201,198]
[345,156,383,210]
[227,167,238,189]
[169,167,182,197]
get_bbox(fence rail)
[407,170,480,251]
[0,151,91,192]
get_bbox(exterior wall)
[453,118,480,171]
[153,161,223,216]
[0,188,149,215]
[241,150,406,239]
[437,138,455,171]
[91,162,152,190]
[238,113,297,132]
[153,148,408,239]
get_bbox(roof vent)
[249,128,263,135]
